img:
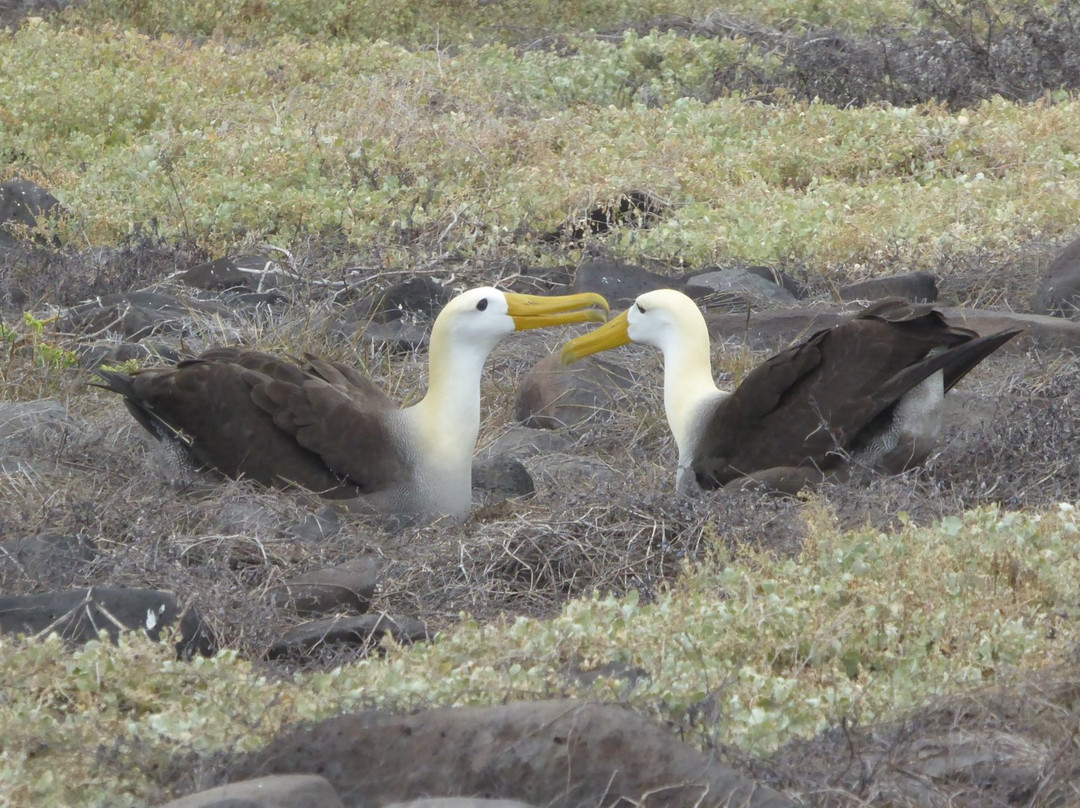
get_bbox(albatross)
[98,286,608,522]
[560,289,1022,495]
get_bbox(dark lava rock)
[514,353,638,430]
[361,319,430,352]
[59,289,233,340]
[372,277,450,323]
[221,290,289,310]
[839,271,939,303]
[267,556,379,618]
[744,265,808,299]
[705,307,848,350]
[0,587,215,658]
[77,339,180,370]
[1034,234,1080,317]
[682,266,797,307]
[329,307,430,353]
[267,614,430,660]
[0,532,96,583]
[499,264,575,295]
[156,774,343,808]
[178,253,282,292]
[233,700,797,808]
[571,260,675,306]
[936,306,1072,351]
[0,177,63,249]
[472,454,536,504]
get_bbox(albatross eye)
[636,303,646,314]
[476,298,488,311]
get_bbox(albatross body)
[561,290,1021,494]
[98,287,607,522]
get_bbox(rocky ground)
[4,186,1080,804]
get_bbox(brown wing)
[245,371,407,495]
[692,300,1018,488]
[97,350,405,498]
[301,354,396,410]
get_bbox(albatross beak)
[559,309,631,364]
[506,292,609,331]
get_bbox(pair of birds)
[98,285,1021,524]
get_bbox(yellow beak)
[559,309,631,364]
[506,292,609,331]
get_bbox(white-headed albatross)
[560,289,1022,495]
[98,287,608,522]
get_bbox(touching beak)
[560,309,631,364]
[506,292,609,331]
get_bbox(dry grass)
[758,659,1080,807]
[4,287,1075,655]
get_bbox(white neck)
[398,322,491,519]
[409,330,486,458]
[657,317,726,463]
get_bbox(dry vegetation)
[4,1,1080,806]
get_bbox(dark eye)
[476,298,488,311]
[636,303,646,314]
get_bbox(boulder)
[683,266,797,307]
[59,290,232,340]
[371,277,450,322]
[177,254,281,292]
[743,265,808,299]
[839,271,939,303]
[1034,234,1080,317]
[267,556,380,618]
[705,305,1078,353]
[937,307,1078,352]
[514,353,638,430]
[472,454,536,505]
[155,774,342,808]
[0,532,96,583]
[267,614,430,660]
[77,339,180,370]
[572,260,675,306]
[233,700,797,808]
[0,587,214,658]
[0,177,63,248]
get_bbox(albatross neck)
[408,330,489,464]
[658,317,724,460]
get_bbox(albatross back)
[691,299,1022,488]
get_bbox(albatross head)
[559,288,710,362]
[408,286,609,519]
[433,286,610,358]
[558,289,722,491]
